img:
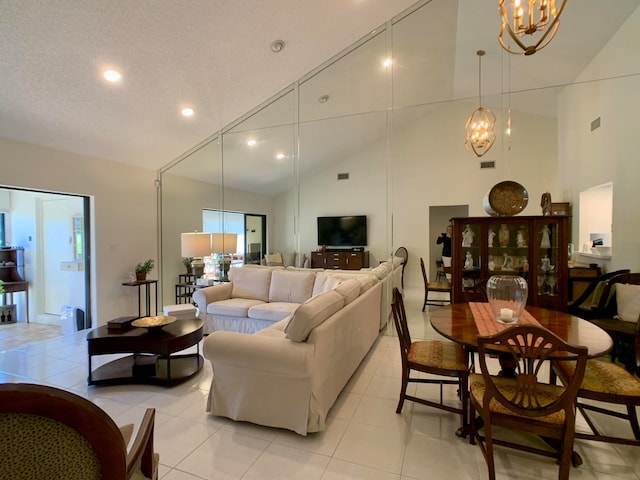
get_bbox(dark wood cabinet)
[310,250,369,270]
[0,247,29,323]
[451,216,569,311]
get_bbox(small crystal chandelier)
[465,50,496,157]
[498,0,568,56]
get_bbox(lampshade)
[212,233,238,255]
[498,0,567,56]
[180,232,212,258]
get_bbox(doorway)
[0,187,91,345]
[429,205,468,279]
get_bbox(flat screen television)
[317,215,367,247]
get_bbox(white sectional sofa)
[192,256,402,334]
[198,266,382,434]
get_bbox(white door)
[41,199,85,315]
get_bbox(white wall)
[0,137,157,325]
[558,7,640,272]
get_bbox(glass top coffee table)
[87,318,203,386]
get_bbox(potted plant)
[135,259,154,281]
[182,257,194,274]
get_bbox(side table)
[122,279,158,317]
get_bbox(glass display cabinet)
[451,216,569,311]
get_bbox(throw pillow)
[264,253,283,266]
[230,267,272,302]
[334,278,361,305]
[312,272,342,296]
[285,290,344,342]
[281,252,297,267]
[614,283,640,322]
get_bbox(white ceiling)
[2,0,639,174]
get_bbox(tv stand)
[310,250,369,270]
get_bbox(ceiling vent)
[337,173,349,180]
[591,117,601,131]
[480,161,495,169]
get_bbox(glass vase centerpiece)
[486,275,528,324]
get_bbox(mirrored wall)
[159,0,640,310]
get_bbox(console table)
[310,250,369,270]
[121,279,157,317]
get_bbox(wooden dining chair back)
[470,325,588,480]
[420,257,451,311]
[391,287,469,430]
[463,278,489,303]
[435,260,446,282]
[588,272,640,369]
[552,311,640,446]
[394,247,408,289]
[0,383,158,480]
[567,269,631,320]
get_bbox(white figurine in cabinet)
[516,228,527,247]
[488,228,496,247]
[462,225,475,247]
[540,225,551,248]
[464,251,474,270]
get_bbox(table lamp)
[212,233,238,281]
[180,232,212,279]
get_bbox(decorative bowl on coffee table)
[132,315,176,331]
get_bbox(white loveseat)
[199,267,382,434]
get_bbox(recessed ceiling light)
[181,107,195,117]
[276,152,285,160]
[271,40,285,53]
[383,58,392,68]
[103,70,122,82]
[247,139,257,147]
[318,95,329,103]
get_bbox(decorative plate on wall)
[483,181,529,216]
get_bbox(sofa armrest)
[204,331,311,376]
[192,283,233,313]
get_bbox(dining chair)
[551,311,640,446]
[394,246,408,289]
[469,325,588,480]
[391,287,469,430]
[463,278,489,303]
[0,383,158,480]
[420,257,451,311]
[435,260,446,283]
[567,269,631,320]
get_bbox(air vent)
[337,173,349,180]
[480,161,495,169]
[591,117,601,131]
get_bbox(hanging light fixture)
[465,50,496,157]
[498,0,568,56]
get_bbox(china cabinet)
[451,216,569,311]
[0,247,28,323]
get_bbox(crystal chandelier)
[465,50,496,157]
[498,0,568,56]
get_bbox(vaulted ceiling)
[2,0,638,173]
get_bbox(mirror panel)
[222,90,296,259]
[160,137,222,304]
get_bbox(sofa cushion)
[334,278,361,305]
[285,290,344,342]
[230,267,272,302]
[269,270,316,304]
[208,298,265,317]
[312,272,342,297]
[248,302,300,322]
[614,283,640,322]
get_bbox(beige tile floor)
[0,287,638,479]
[0,321,62,351]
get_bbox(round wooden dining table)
[430,303,613,358]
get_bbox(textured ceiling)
[1,0,639,174]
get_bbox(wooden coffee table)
[87,318,204,386]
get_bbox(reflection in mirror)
[222,89,296,263]
[160,137,221,305]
